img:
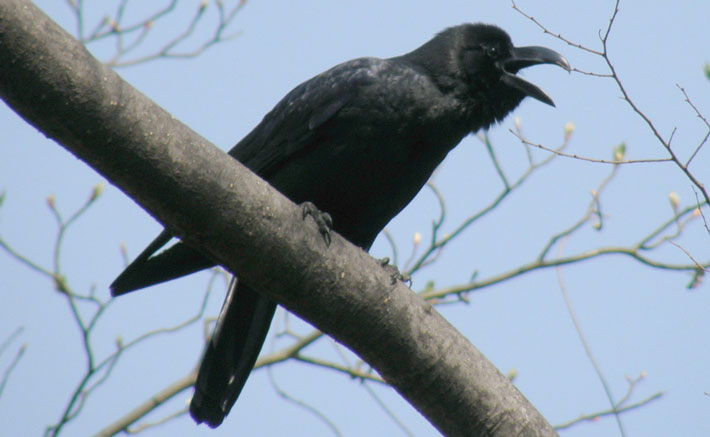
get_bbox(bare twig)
[481,131,511,189]
[293,355,386,384]
[267,366,343,437]
[677,85,710,168]
[512,0,709,207]
[67,0,248,68]
[406,129,570,276]
[422,244,707,302]
[96,373,196,437]
[511,1,604,56]
[0,185,221,436]
[362,382,416,437]
[556,238,625,436]
[538,161,620,260]
[668,240,709,273]
[0,328,26,399]
[693,188,710,237]
[555,391,664,431]
[511,130,672,165]
[125,406,189,434]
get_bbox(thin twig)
[423,245,707,301]
[362,382,416,436]
[68,1,247,68]
[693,189,710,237]
[677,85,710,168]
[556,237,625,436]
[511,1,604,56]
[0,339,26,398]
[538,162,620,260]
[514,0,709,208]
[406,131,568,275]
[511,130,672,165]
[668,240,709,272]
[96,373,196,437]
[267,366,343,437]
[555,392,663,431]
[293,355,386,384]
[125,406,189,434]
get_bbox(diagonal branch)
[0,1,556,435]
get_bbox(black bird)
[111,23,569,427]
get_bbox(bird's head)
[453,24,570,107]
[405,23,569,126]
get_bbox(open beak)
[499,46,570,107]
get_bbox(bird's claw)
[378,257,411,285]
[301,201,333,247]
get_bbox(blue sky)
[1,1,709,436]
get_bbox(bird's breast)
[267,112,470,249]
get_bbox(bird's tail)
[190,278,277,427]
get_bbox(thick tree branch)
[0,1,556,435]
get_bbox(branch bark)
[0,1,556,435]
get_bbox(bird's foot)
[378,257,411,285]
[301,201,333,246]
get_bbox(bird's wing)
[110,231,214,295]
[110,58,384,296]
[229,57,383,176]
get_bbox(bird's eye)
[486,46,499,59]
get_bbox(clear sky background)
[1,1,709,436]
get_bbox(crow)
[110,23,569,427]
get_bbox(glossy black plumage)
[110,23,568,427]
